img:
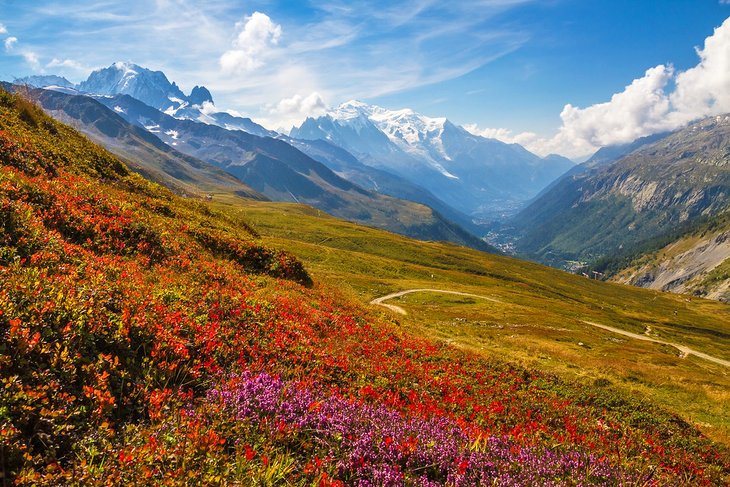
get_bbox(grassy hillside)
[1,89,729,485]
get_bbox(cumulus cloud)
[0,24,7,35]
[220,12,282,74]
[462,124,539,146]
[467,17,730,159]
[4,36,17,51]
[275,92,327,117]
[536,65,675,156]
[259,92,328,131]
[22,51,41,70]
[670,18,730,122]
[46,58,85,70]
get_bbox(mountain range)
[14,84,265,201]
[15,62,579,245]
[93,93,492,250]
[292,101,574,220]
[19,65,574,223]
[12,80,491,251]
[16,63,267,136]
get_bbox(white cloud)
[670,17,730,122]
[22,51,41,71]
[220,12,282,74]
[536,65,675,157]
[467,16,730,159]
[198,100,218,115]
[4,36,17,51]
[463,124,509,140]
[47,58,85,71]
[463,124,542,152]
[275,92,327,117]
[0,26,42,72]
[259,92,328,130]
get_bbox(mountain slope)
[513,115,730,266]
[89,93,493,251]
[528,132,674,205]
[284,136,484,234]
[14,85,266,200]
[207,110,277,137]
[292,101,574,219]
[605,211,730,301]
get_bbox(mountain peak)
[14,75,76,90]
[329,101,446,131]
[79,62,188,111]
[110,61,140,73]
[340,99,371,109]
[292,100,573,218]
[189,85,213,106]
[330,100,376,122]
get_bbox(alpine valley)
[2,12,730,483]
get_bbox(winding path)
[370,288,502,315]
[582,321,730,368]
[370,288,730,368]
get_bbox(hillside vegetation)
[1,89,729,485]
[222,199,730,443]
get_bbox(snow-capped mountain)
[291,101,574,219]
[73,62,276,138]
[78,62,213,113]
[325,100,459,179]
[18,62,572,221]
[14,75,77,90]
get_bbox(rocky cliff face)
[614,227,730,302]
[584,116,730,213]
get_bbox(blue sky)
[1,0,729,157]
